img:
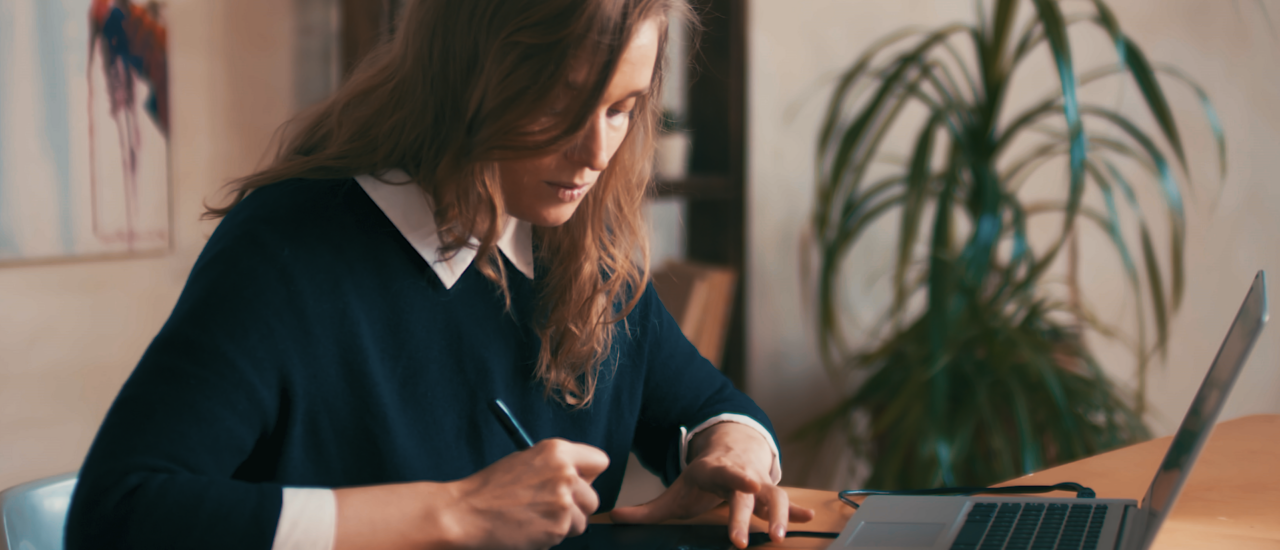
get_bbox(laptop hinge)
[1115,504,1146,550]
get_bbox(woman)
[67,1,812,548]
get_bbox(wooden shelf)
[652,175,740,200]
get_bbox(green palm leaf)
[1089,0,1190,176]
[803,0,1214,489]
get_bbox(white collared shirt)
[269,173,780,550]
[353,170,535,288]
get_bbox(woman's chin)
[512,201,583,228]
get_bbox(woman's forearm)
[334,481,463,550]
[332,439,608,550]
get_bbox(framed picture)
[0,0,170,264]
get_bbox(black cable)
[837,481,1097,509]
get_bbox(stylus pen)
[489,398,534,450]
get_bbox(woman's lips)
[546,181,591,202]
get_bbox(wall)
[746,0,1280,488]
[0,0,297,490]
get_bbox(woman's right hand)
[449,438,611,549]
[334,438,610,550]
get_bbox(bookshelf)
[657,0,747,388]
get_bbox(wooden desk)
[661,414,1280,548]
[996,414,1280,549]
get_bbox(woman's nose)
[566,113,610,172]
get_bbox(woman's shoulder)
[213,178,374,243]
[223,177,358,228]
[198,178,372,270]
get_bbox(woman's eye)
[607,108,633,121]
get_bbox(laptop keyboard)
[949,502,1109,550]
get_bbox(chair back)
[651,260,738,368]
[1,473,77,550]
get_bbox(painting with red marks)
[0,0,170,263]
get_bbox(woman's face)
[497,18,661,227]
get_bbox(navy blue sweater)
[66,178,774,549]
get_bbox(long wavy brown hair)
[206,0,694,407]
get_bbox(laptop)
[828,271,1269,550]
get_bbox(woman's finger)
[750,489,816,523]
[727,491,755,550]
[764,485,790,542]
[566,505,590,539]
[569,477,600,519]
[788,502,816,523]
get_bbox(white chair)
[1,473,77,550]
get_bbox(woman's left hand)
[609,422,815,549]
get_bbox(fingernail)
[773,526,786,540]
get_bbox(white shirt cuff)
[678,413,782,484]
[272,487,337,550]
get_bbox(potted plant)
[802,0,1226,489]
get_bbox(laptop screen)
[1137,271,1268,549]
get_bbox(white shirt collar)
[355,170,534,289]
